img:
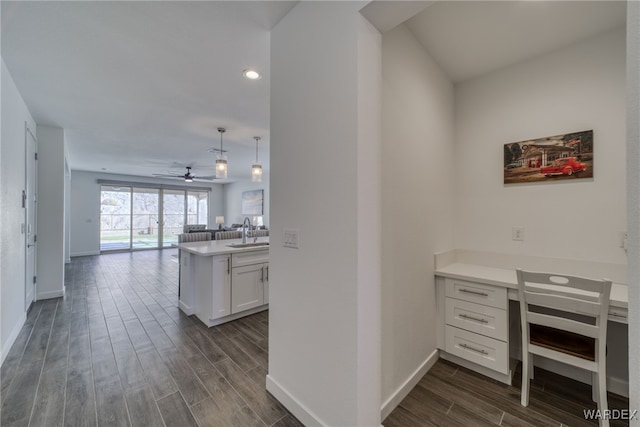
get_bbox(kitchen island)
[177,237,269,327]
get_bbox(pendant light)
[251,136,263,183]
[215,127,228,179]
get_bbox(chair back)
[248,229,269,238]
[178,232,212,243]
[215,231,243,240]
[516,269,611,364]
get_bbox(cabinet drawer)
[445,278,507,310]
[445,325,509,375]
[231,250,269,268]
[445,298,507,341]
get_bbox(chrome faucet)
[242,217,251,244]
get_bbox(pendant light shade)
[215,127,228,179]
[251,136,262,183]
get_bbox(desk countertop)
[435,262,628,309]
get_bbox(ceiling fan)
[152,167,217,182]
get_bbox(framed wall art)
[242,189,264,215]
[504,130,593,184]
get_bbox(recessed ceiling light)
[242,69,261,80]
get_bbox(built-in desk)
[434,250,628,395]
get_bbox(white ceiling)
[406,1,627,83]
[1,1,627,183]
[1,1,297,182]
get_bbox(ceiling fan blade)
[193,175,217,180]
[152,173,184,178]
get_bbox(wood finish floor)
[1,249,630,427]
[0,249,301,427]
[384,359,630,427]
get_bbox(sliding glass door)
[100,185,209,252]
[132,187,160,249]
[162,189,185,248]
[100,187,132,251]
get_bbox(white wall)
[223,174,270,227]
[454,28,627,265]
[268,2,381,425]
[626,0,640,417]
[36,125,67,299]
[70,170,225,256]
[1,59,34,362]
[380,24,456,413]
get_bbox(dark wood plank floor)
[1,249,630,427]
[384,359,630,427]
[0,249,302,427]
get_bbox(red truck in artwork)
[540,157,587,177]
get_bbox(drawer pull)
[459,343,488,355]
[459,288,489,297]
[459,314,488,324]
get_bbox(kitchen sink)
[227,242,270,248]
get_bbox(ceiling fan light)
[184,177,193,183]
[251,163,262,182]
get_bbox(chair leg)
[596,369,609,427]
[521,354,531,407]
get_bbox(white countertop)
[177,237,270,256]
[436,262,628,309]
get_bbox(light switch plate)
[283,228,299,249]
[512,226,524,241]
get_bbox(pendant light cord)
[254,136,260,162]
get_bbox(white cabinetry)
[231,249,269,314]
[182,248,269,327]
[437,277,512,383]
[193,254,231,322]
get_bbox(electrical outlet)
[283,228,299,249]
[512,226,524,241]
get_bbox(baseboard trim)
[178,301,193,316]
[266,374,328,426]
[1,312,27,366]
[70,251,100,257]
[36,289,65,300]
[380,349,439,420]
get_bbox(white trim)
[266,374,329,427]
[380,349,439,420]
[70,251,100,257]
[65,258,71,264]
[1,312,27,366]
[36,289,64,300]
[178,301,193,316]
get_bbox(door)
[100,186,132,251]
[161,189,185,247]
[132,187,160,249]
[231,263,265,314]
[25,123,37,309]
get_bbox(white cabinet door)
[231,263,265,314]
[210,255,231,320]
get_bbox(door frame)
[24,122,38,309]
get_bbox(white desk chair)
[516,269,612,427]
